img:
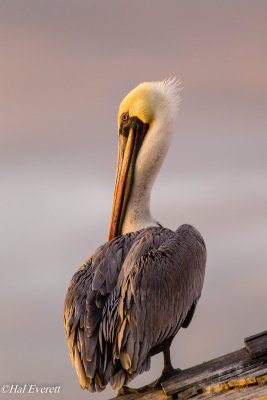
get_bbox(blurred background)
[1,1,266,399]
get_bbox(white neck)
[121,83,178,234]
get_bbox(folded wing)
[64,225,206,392]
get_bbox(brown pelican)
[64,79,206,394]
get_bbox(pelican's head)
[108,78,181,240]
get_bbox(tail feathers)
[110,369,127,390]
[109,356,151,390]
[73,334,109,392]
[67,289,150,392]
[74,346,90,389]
[74,337,151,392]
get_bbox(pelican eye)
[121,113,130,123]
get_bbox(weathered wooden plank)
[161,348,266,396]
[245,331,267,359]
[222,364,267,383]
[109,332,267,399]
[109,388,169,400]
[110,356,267,399]
[162,348,244,395]
[193,382,267,399]
[202,372,267,394]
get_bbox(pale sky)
[1,1,267,399]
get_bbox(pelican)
[64,78,206,394]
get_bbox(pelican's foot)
[150,367,182,389]
[117,385,148,396]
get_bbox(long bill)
[108,119,149,240]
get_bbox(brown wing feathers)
[64,225,206,392]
